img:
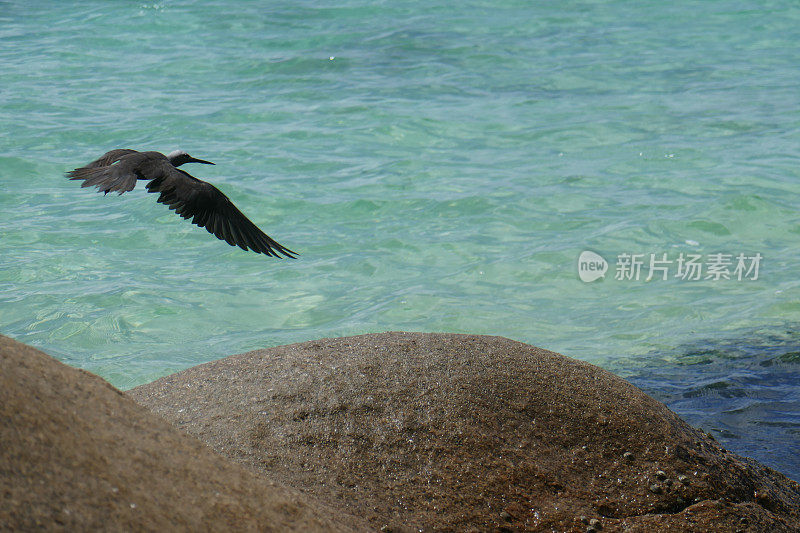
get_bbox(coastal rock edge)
[0,335,362,532]
[129,332,800,532]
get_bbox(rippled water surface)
[1,1,799,479]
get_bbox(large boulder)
[130,332,800,532]
[0,335,362,532]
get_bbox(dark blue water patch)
[613,327,800,482]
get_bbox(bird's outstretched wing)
[66,149,142,195]
[83,149,139,168]
[146,166,297,258]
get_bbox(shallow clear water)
[1,1,799,480]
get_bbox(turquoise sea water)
[1,1,799,479]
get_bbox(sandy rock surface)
[0,335,363,532]
[130,332,800,532]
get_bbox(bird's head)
[167,150,215,167]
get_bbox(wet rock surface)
[130,332,800,532]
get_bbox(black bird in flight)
[67,149,297,258]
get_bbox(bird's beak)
[188,156,215,165]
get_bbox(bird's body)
[67,149,296,258]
